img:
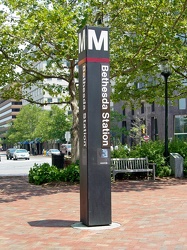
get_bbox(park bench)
[111,157,156,180]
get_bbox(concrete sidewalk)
[0,176,187,249]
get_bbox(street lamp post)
[160,61,171,163]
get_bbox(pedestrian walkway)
[0,176,187,249]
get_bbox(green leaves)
[29,163,60,185]
[109,0,187,105]
[6,104,72,144]
[28,162,80,185]
[60,163,80,183]
[1,0,187,104]
[6,104,42,143]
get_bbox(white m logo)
[79,29,85,53]
[79,28,108,53]
[88,29,108,51]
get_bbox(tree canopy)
[6,104,71,144]
[34,105,72,143]
[0,0,88,160]
[108,0,187,106]
[6,104,42,144]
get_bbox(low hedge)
[29,162,80,185]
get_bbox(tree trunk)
[71,100,79,162]
[69,61,79,162]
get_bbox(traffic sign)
[143,135,150,142]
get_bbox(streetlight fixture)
[160,60,172,162]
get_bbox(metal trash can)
[170,153,183,178]
[52,153,64,169]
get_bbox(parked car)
[13,149,30,160]
[6,148,16,160]
[61,144,71,155]
[47,149,61,156]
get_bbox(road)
[0,153,52,176]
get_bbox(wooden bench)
[111,157,156,180]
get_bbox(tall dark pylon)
[78,26,111,226]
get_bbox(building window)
[151,102,155,112]
[122,121,127,144]
[136,82,144,89]
[123,108,125,116]
[47,98,52,103]
[179,98,186,110]
[12,101,22,105]
[131,109,134,115]
[122,120,126,128]
[174,115,187,140]
[12,108,20,112]
[151,117,158,140]
[141,103,144,114]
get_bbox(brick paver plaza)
[0,176,187,249]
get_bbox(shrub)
[129,140,165,169]
[29,162,80,185]
[130,141,176,177]
[111,140,172,178]
[157,166,172,178]
[60,163,80,183]
[111,144,130,158]
[169,139,187,159]
[183,158,187,177]
[29,163,60,185]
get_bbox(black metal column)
[78,26,111,226]
[164,75,169,160]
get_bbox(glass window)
[12,101,22,105]
[179,98,186,110]
[141,103,144,114]
[151,102,155,112]
[122,121,127,144]
[12,108,20,112]
[174,115,187,134]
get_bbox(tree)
[130,116,146,146]
[0,0,91,161]
[6,104,71,146]
[34,105,72,144]
[108,0,187,107]
[110,110,128,145]
[6,104,42,144]
[1,0,187,161]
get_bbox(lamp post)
[160,61,171,162]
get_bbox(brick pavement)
[0,176,187,250]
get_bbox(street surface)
[0,153,51,176]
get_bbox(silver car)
[47,149,61,156]
[13,149,30,160]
